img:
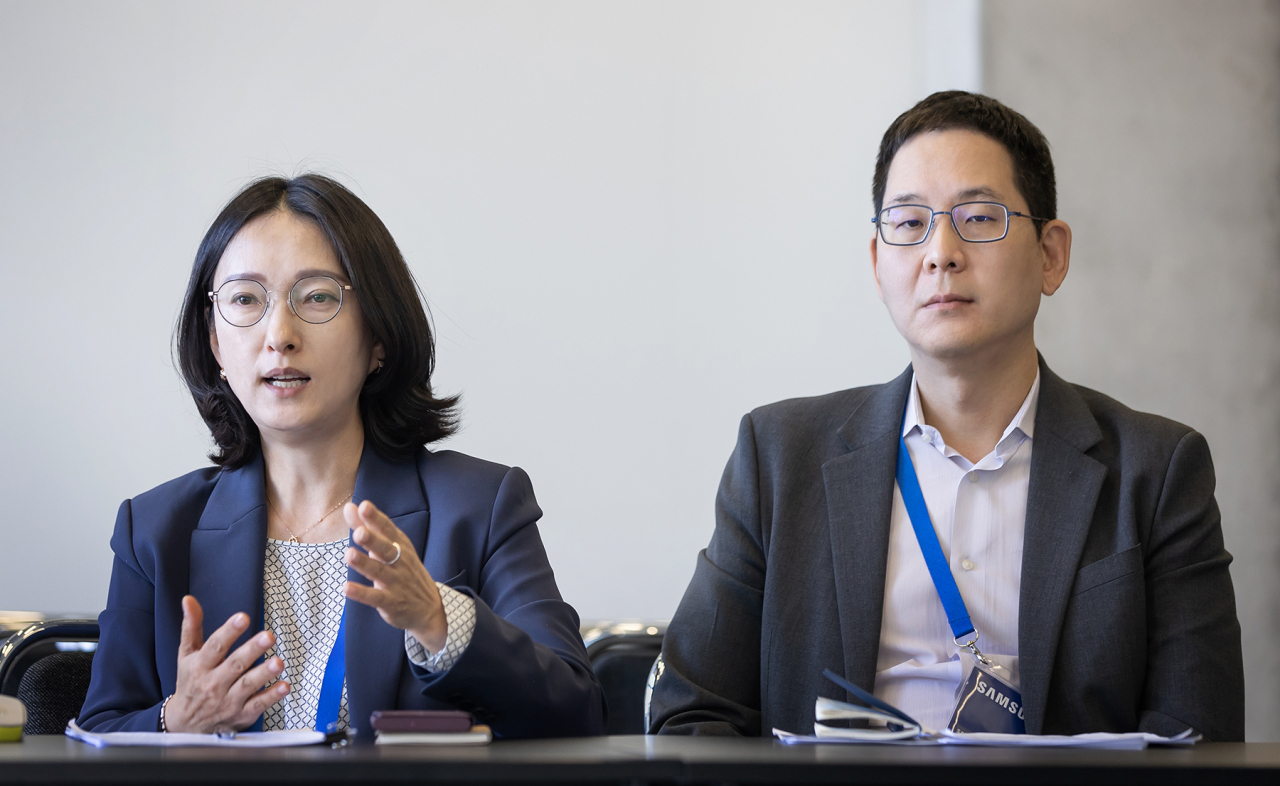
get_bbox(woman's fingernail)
[257,632,271,646]
[233,614,248,629]
[277,684,289,694]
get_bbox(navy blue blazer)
[77,445,605,740]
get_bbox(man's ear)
[1039,219,1071,296]
[870,234,885,303]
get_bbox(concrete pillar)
[985,0,1280,740]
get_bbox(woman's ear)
[869,234,885,303]
[369,341,386,374]
[208,309,224,369]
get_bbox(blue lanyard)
[314,604,347,731]
[896,431,977,643]
[254,597,348,732]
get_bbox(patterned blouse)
[260,538,476,731]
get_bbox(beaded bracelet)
[159,695,173,732]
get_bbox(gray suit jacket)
[650,360,1244,740]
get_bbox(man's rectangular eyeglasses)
[208,276,354,327]
[872,201,1050,246]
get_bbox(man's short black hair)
[872,91,1056,233]
[176,174,460,469]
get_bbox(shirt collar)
[902,369,1041,463]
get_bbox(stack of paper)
[66,721,327,748]
[775,725,1198,750]
[772,670,1200,750]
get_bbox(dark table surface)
[2,734,1278,785]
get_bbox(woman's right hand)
[164,595,290,734]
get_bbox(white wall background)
[0,0,978,619]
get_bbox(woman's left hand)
[343,500,448,654]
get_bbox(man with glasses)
[649,91,1244,740]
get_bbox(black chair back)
[17,651,95,734]
[581,622,665,735]
[0,620,99,735]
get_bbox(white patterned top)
[260,538,477,731]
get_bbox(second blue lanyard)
[895,432,976,642]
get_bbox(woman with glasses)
[77,174,605,740]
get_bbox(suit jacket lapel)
[1017,360,1106,733]
[824,367,912,695]
[345,444,430,737]
[190,452,268,652]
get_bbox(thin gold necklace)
[267,491,354,544]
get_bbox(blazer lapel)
[189,452,268,651]
[1017,360,1106,734]
[345,444,430,737]
[824,367,912,695]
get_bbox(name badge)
[948,663,1025,734]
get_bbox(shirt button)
[921,432,933,443]
[967,471,979,483]
[961,558,975,571]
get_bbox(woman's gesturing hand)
[165,596,290,734]
[343,500,448,655]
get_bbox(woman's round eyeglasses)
[208,276,354,328]
[873,201,1050,246]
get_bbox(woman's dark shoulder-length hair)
[176,173,459,469]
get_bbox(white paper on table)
[774,728,942,746]
[936,728,1200,749]
[66,720,326,748]
[774,726,1200,750]
[777,688,1202,749]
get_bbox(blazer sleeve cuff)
[404,583,476,672]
